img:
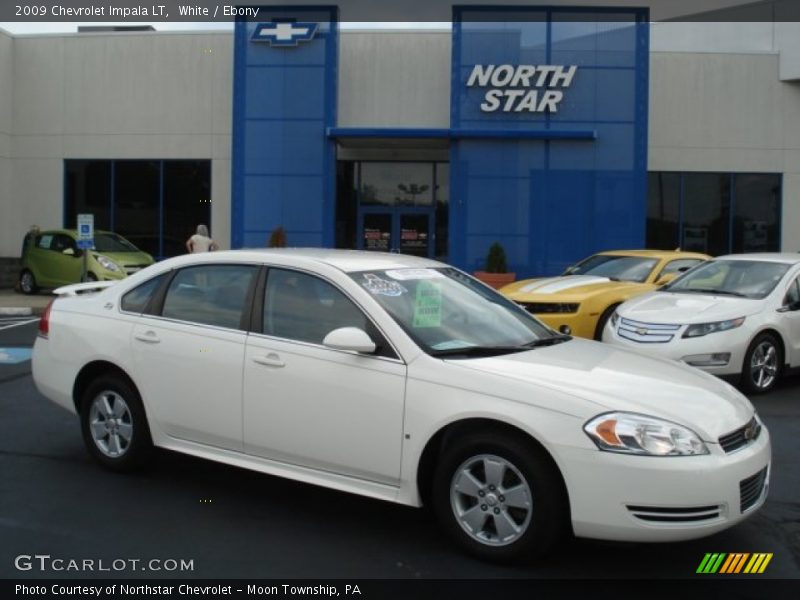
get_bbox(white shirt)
[189,234,215,253]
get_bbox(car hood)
[94,251,154,266]
[502,275,641,301]
[617,291,762,324]
[445,338,752,441]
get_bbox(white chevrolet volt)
[604,253,800,394]
[32,249,770,562]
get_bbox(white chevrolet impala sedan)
[32,249,770,562]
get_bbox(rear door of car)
[242,265,407,486]
[129,262,259,450]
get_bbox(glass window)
[784,277,800,307]
[733,174,781,253]
[682,173,730,256]
[36,234,54,250]
[349,268,558,357]
[121,274,167,314]
[163,161,212,259]
[93,232,141,253]
[565,254,658,283]
[263,269,369,345]
[360,163,433,206]
[51,234,77,253]
[162,265,257,329]
[435,163,449,262]
[659,258,704,277]
[114,161,160,258]
[646,172,680,249]
[64,160,111,231]
[663,260,790,300]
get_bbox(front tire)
[740,333,782,395]
[19,270,38,295]
[432,432,568,563]
[79,375,152,471]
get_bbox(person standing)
[186,224,219,253]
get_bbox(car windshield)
[661,260,790,299]
[564,255,658,283]
[349,267,567,357]
[93,233,141,253]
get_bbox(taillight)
[38,298,55,338]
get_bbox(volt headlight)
[94,254,120,272]
[584,412,709,456]
[682,317,745,338]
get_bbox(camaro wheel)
[594,304,620,341]
[741,333,782,395]
[19,270,38,295]
[80,375,152,471]
[432,432,567,562]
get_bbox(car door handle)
[134,331,161,344]
[252,353,285,368]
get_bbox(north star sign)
[466,64,578,113]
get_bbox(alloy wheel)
[88,391,133,458]
[750,341,778,391]
[450,454,533,546]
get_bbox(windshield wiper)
[430,345,531,358]
[431,335,572,357]
[668,288,749,298]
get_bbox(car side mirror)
[655,273,677,286]
[778,301,800,313]
[62,247,75,256]
[322,327,377,354]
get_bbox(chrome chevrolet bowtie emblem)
[636,327,648,336]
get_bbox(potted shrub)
[267,226,287,248]
[474,242,516,289]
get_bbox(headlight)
[682,317,745,338]
[93,254,120,272]
[584,412,709,456]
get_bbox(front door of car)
[242,267,406,486]
[49,234,83,285]
[778,273,800,365]
[130,263,259,450]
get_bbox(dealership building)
[1,2,799,282]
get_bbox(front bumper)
[602,319,749,377]
[535,312,596,339]
[561,426,771,542]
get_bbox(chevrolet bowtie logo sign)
[252,22,319,46]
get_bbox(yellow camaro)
[500,250,710,340]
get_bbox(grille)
[719,417,761,454]
[740,467,768,513]
[627,505,721,523]
[618,317,681,343]
[520,302,579,314]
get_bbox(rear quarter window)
[121,274,167,314]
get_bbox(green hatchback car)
[19,229,155,294]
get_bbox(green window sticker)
[413,280,442,328]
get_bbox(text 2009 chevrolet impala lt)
[32,250,770,562]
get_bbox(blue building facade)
[232,5,649,277]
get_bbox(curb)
[0,307,34,316]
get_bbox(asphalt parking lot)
[1,320,798,579]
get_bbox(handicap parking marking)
[0,347,33,364]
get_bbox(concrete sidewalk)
[0,289,53,316]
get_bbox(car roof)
[164,248,445,273]
[597,249,709,259]
[713,252,800,265]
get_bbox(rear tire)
[79,374,152,471]
[432,431,568,563]
[740,333,782,395]
[19,270,38,295]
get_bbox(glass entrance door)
[358,209,433,257]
